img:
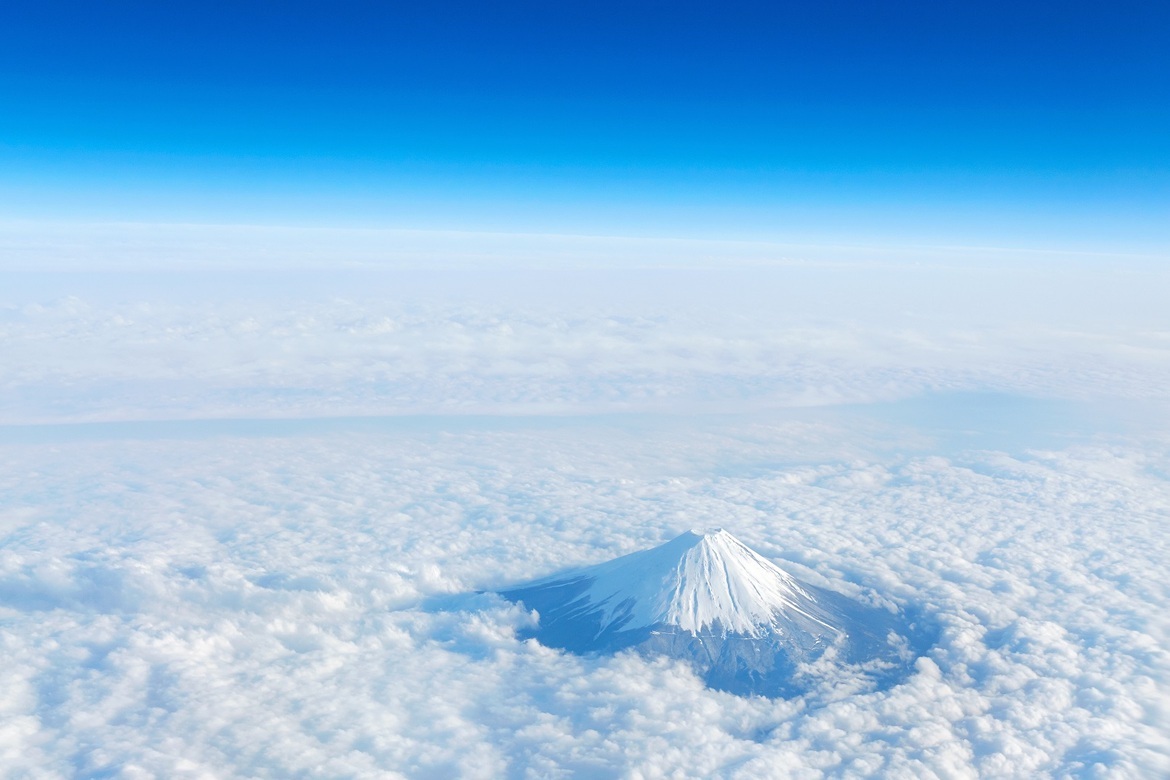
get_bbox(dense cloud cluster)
[1,414,1167,777]
[1,263,1168,776]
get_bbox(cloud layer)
[3,264,1168,425]
[1,260,1168,776]
[1,415,1167,777]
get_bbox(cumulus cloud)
[1,417,1168,777]
[0,254,1168,776]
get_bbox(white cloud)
[0,252,1168,775]
[1,264,1168,425]
[0,419,1167,777]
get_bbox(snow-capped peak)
[551,529,833,637]
[500,529,929,697]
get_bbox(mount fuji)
[499,529,930,697]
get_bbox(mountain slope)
[499,529,930,697]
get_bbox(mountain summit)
[500,529,929,697]
[533,528,832,638]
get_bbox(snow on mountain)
[528,528,830,637]
[499,529,933,697]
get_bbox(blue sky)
[1,0,1168,249]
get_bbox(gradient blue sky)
[1,1,1168,250]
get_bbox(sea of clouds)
[1,242,1168,777]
